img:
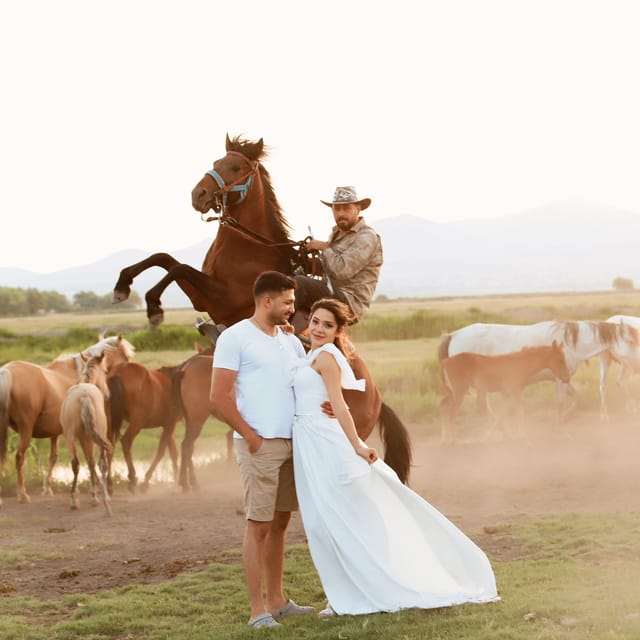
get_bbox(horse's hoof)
[112,289,130,303]
[148,312,164,329]
[18,493,31,504]
[139,482,150,494]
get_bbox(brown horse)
[0,335,135,504]
[113,134,412,483]
[439,341,571,443]
[60,353,113,515]
[107,360,185,492]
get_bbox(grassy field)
[2,513,640,639]
[2,292,640,638]
[2,288,640,333]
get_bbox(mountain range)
[2,201,640,307]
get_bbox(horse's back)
[447,322,555,357]
[110,362,172,411]
[444,344,568,394]
[607,314,640,328]
[3,361,74,430]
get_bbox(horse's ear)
[256,138,264,155]
[225,133,232,151]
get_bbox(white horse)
[599,315,640,421]
[438,320,640,421]
[60,353,113,515]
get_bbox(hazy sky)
[2,0,639,273]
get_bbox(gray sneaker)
[248,613,282,628]
[270,599,315,619]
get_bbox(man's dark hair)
[253,271,297,299]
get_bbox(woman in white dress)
[292,298,499,617]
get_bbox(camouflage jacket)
[322,218,383,322]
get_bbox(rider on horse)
[291,186,383,334]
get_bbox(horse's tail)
[0,368,11,466]
[437,333,452,362]
[378,402,412,485]
[106,376,126,442]
[80,395,113,455]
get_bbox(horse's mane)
[228,135,292,242]
[554,320,640,348]
[80,354,104,383]
[594,320,640,346]
[83,335,136,360]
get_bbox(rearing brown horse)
[113,135,412,483]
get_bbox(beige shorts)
[234,437,298,522]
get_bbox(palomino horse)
[0,335,135,504]
[60,353,113,515]
[599,315,640,421]
[107,361,184,492]
[440,342,571,442]
[113,134,412,483]
[438,320,640,421]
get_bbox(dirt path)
[1,415,639,600]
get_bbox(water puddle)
[51,451,225,484]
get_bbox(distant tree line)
[0,286,142,317]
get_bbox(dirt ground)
[1,414,639,601]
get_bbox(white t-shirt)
[213,319,306,439]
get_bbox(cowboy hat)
[321,186,371,210]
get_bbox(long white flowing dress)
[292,343,499,615]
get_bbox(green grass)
[2,514,640,639]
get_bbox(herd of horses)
[2,134,640,513]
[437,314,640,441]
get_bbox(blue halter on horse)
[201,151,259,218]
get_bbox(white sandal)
[318,604,336,619]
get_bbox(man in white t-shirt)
[210,270,313,629]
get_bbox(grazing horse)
[112,134,412,483]
[60,354,113,515]
[440,342,571,442]
[0,335,135,505]
[107,361,184,492]
[438,320,640,421]
[599,315,640,421]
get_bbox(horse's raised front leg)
[144,264,225,329]
[113,253,180,304]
